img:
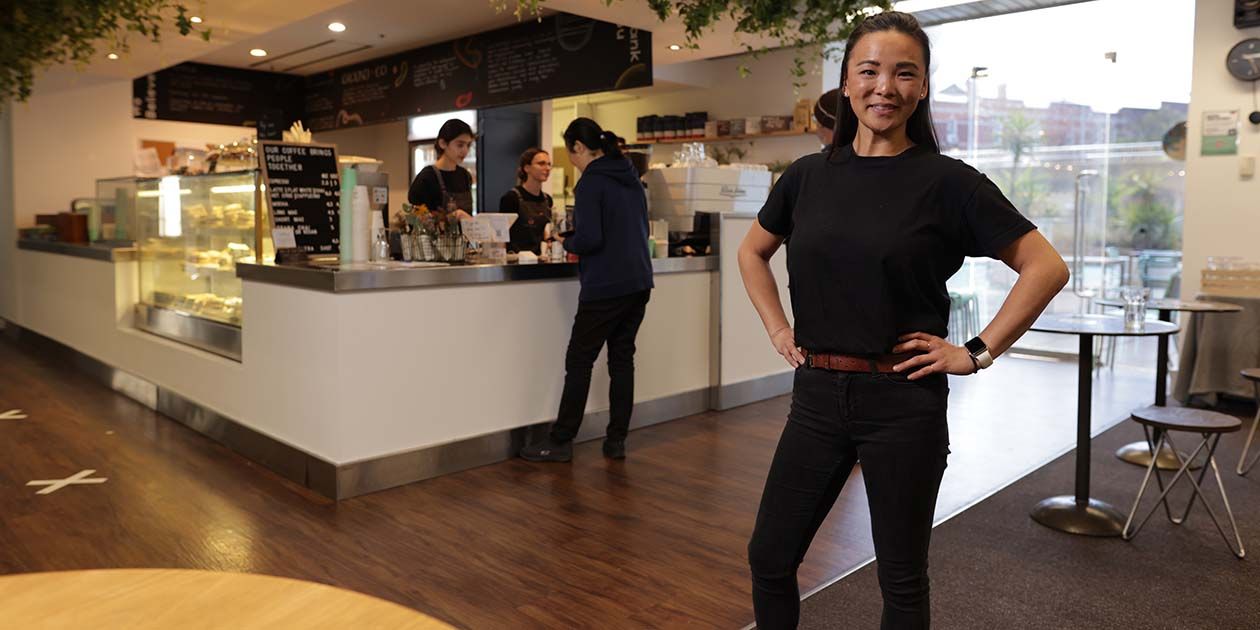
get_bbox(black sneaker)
[519,437,573,462]
[602,439,626,460]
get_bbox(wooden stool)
[1122,405,1244,558]
[1238,368,1260,475]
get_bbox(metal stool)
[1238,368,1260,475]
[1122,405,1244,558]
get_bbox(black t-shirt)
[407,165,472,211]
[758,144,1036,355]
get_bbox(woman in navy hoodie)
[520,118,654,462]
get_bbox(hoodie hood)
[580,155,641,188]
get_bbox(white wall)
[552,47,827,168]
[0,105,15,322]
[316,121,411,212]
[8,80,251,226]
[1182,1,1260,298]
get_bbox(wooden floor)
[0,333,1158,628]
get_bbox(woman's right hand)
[770,327,806,368]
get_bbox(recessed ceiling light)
[250,48,268,57]
[668,44,682,51]
[190,16,203,24]
[328,22,347,33]
[107,52,119,60]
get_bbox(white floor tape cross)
[27,469,108,495]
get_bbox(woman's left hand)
[891,332,976,379]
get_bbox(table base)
[1115,440,1201,470]
[1031,496,1125,537]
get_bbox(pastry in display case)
[134,170,270,333]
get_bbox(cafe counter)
[8,214,789,500]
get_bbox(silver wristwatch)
[965,336,994,370]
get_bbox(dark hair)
[434,118,474,156]
[831,11,939,157]
[517,148,549,182]
[562,117,622,159]
[813,88,840,131]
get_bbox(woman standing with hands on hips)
[520,118,654,463]
[739,12,1068,629]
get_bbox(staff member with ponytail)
[520,118,654,462]
[499,148,553,254]
[813,87,841,148]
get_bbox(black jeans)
[748,366,951,629]
[550,290,651,443]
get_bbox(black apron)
[435,167,474,216]
[508,187,552,254]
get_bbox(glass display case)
[133,171,271,359]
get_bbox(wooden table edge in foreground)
[0,569,455,629]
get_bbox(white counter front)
[10,246,724,497]
[11,218,794,499]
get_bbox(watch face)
[1227,38,1260,82]
[964,337,986,354]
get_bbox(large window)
[928,0,1194,359]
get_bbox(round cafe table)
[1028,313,1179,536]
[1093,298,1242,469]
[0,569,454,629]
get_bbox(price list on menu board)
[259,142,341,255]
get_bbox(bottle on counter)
[373,228,391,262]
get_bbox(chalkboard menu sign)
[133,63,304,140]
[258,142,341,255]
[304,13,651,131]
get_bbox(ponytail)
[563,117,622,159]
[597,131,623,158]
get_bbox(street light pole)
[969,66,988,165]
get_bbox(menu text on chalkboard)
[259,142,341,255]
[303,14,651,131]
[133,63,304,140]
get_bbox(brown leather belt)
[806,352,915,374]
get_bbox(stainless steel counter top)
[17,238,136,262]
[236,256,717,293]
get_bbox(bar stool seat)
[1122,405,1244,558]
[1238,369,1260,475]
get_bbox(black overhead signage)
[303,13,651,131]
[258,142,341,255]
[132,62,304,140]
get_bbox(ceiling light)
[190,16,203,24]
[107,53,119,60]
[328,22,347,33]
[668,44,682,51]
[250,48,268,57]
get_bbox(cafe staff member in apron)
[407,118,475,221]
[498,148,553,254]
